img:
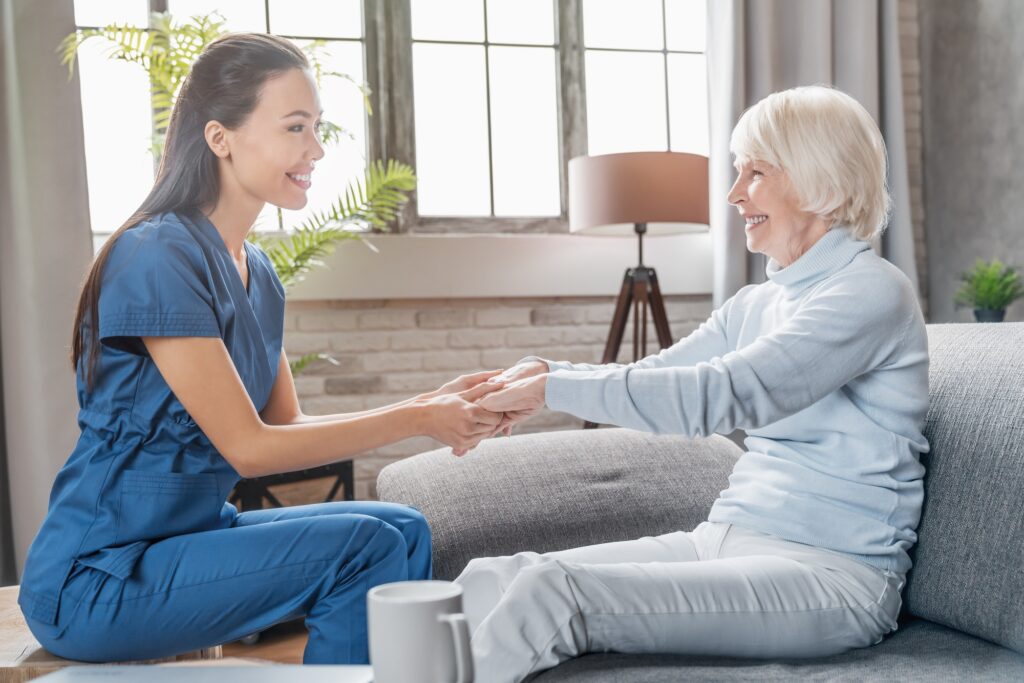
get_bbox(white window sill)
[286,231,713,301]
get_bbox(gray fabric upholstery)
[903,323,1024,654]
[531,619,1024,682]
[377,428,742,580]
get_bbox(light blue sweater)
[530,227,929,574]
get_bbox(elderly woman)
[462,85,929,682]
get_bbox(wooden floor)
[222,619,308,664]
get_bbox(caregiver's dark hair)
[71,33,308,391]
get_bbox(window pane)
[486,0,554,45]
[411,0,484,42]
[667,53,708,156]
[665,0,705,52]
[582,0,663,50]
[74,0,147,27]
[77,38,154,233]
[167,0,266,32]
[489,47,559,216]
[268,0,362,39]
[280,42,368,231]
[412,44,491,215]
[585,51,667,155]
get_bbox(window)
[73,0,707,239]
[582,0,707,156]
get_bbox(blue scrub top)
[19,210,285,626]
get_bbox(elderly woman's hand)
[476,374,548,437]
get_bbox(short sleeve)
[98,222,221,355]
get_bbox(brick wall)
[282,296,712,500]
[273,5,927,504]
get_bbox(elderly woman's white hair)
[730,85,891,241]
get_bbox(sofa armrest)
[377,427,742,580]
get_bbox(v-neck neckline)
[190,210,256,303]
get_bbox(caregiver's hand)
[425,369,504,399]
[477,374,548,436]
[417,382,505,455]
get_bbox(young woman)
[466,86,930,682]
[18,33,504,665]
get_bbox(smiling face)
[727,159,831,268]
[218,67,325,211]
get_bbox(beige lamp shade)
[568,151,710,236]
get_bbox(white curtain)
[707,0,920,308]
[0,0,94,582]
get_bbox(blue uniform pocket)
[114,470,222,545]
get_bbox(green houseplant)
[953,258,1024,322]
[60,11,417,373]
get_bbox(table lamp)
[569,151,709,367]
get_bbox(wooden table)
[1,585,221,683]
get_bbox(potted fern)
[954,258,1024,322]
[60,11,417,373]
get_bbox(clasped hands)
[417,361,549,457]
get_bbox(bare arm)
[143,336,504,478]
[259,352,427,426]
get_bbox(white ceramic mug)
[367,580,474,683]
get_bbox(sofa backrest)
[905,322,1024,653]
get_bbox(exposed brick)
[390,330,450,351]
[329,331,392,353]
[666,299,713,322]
[283,332,330,355]
[584,304,615,324]
[476,308,531,327]
[297,310,360,332]
[531,306,586,326]
[298,354,363,376]
[282,310,299,332]
[416,309,473,329]
[363,352,423,372]
[385,371,459,393]
[359,310,417,330]
[325,375,385,395]
[422,350,480,371]
[561,325,608,345]
[481,348,532,368]
[506,327,563,347]
[293,376,325,398]
[449,329,503,349]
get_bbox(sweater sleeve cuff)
[544,370,582,415]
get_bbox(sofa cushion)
[903,323,1024,654]
[532,618,1024,681]
[377,429,742,580]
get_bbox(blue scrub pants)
[27,501,431,664]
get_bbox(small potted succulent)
[953,258,1024,322]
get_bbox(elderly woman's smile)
[728,159,830,268]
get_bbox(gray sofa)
[378,323,1024,681]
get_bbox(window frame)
[82,0,706,238]
[364,0,587,234]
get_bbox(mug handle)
[438,613,474,683]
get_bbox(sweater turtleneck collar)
[765,226,870,293]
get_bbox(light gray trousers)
[454,521,906,683]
